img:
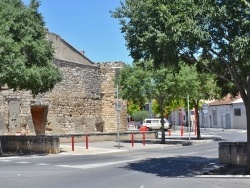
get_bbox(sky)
[22,0,133,64]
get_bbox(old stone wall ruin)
[0,33,127,135]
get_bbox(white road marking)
[0,160,12,162]
[55,159,138,169]
[205,149,217,152]
[36,163,50,166]
[16,161,30,164]
[185,152,199,155]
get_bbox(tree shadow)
[122,156,219,177]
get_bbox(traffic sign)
[115,101,122,111]
[202,104,209,114]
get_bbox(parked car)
[142,118,172,131]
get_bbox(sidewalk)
[59,131,221,155]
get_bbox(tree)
[113,0,250,167]
[119,63,151,109]
[119,61,177,144]
[132,111,150,122]
[0,0,62,95]
[0,0,62,154]
[176,63,220,138]
[127,101,140,118]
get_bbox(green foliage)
[0,0,62,95]
[118,63,151,108]
[112,0,250,99]
[152,98,185,117]
[132,110,150,122]
[113,0,250,142]
[176,62,220,107]
[127,102,140,116]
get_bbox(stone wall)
[0,33,128,135]
[1,135,60,154]
[219,142,247,166]
[99,62,127,132]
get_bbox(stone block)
[218,142,247,166]
[1,135,60,154]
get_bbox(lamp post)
[113,67,122,148]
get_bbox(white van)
[142,118,172,130]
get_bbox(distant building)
[202,94,245,129]
[169,94,247,130]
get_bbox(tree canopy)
[112,0,250,97]
[0,0,62,95]
[113,0,250,167]
[119,63,151,109]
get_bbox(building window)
[234,108,241,116]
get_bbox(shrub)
[132,111,150,122]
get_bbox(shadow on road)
[122,156,218,177]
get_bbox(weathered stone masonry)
[0,32,127,135]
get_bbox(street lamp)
[112,67,122,148]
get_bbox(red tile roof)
[207,94,241,106]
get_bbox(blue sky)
[22,0,133,64]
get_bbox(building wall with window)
[201,104,233,129]
[170,94,248,130]
[232,99,246,129]
[201,95,246,130]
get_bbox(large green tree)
[119,61,177,143]
[113,0,250,167]
[176,63,220,138]
[119,63,151,109]
[0,0,62,154]
[0,0,62,95]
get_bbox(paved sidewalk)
[60,131,220,155]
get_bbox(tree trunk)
[159,98,165,144]
[160,116,165,144]
[194,100,201,139]
[246,106,250,169]
[0,139,2,155]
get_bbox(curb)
[196,175,250,178]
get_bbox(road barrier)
[168,129,172,136]
[64,131,157,151]
[142,132,146,146]
[71,136,74,151]
[131,133,134,147]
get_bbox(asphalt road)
[0,128,249,188]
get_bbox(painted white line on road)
[55,159,138,169]
[0,160,12,162]
[60,150,127,156]
[205,149,217,152]
[196,175,250,178]
[16,161,30,164]
[36,163,50,166]
[185,152,199,155]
